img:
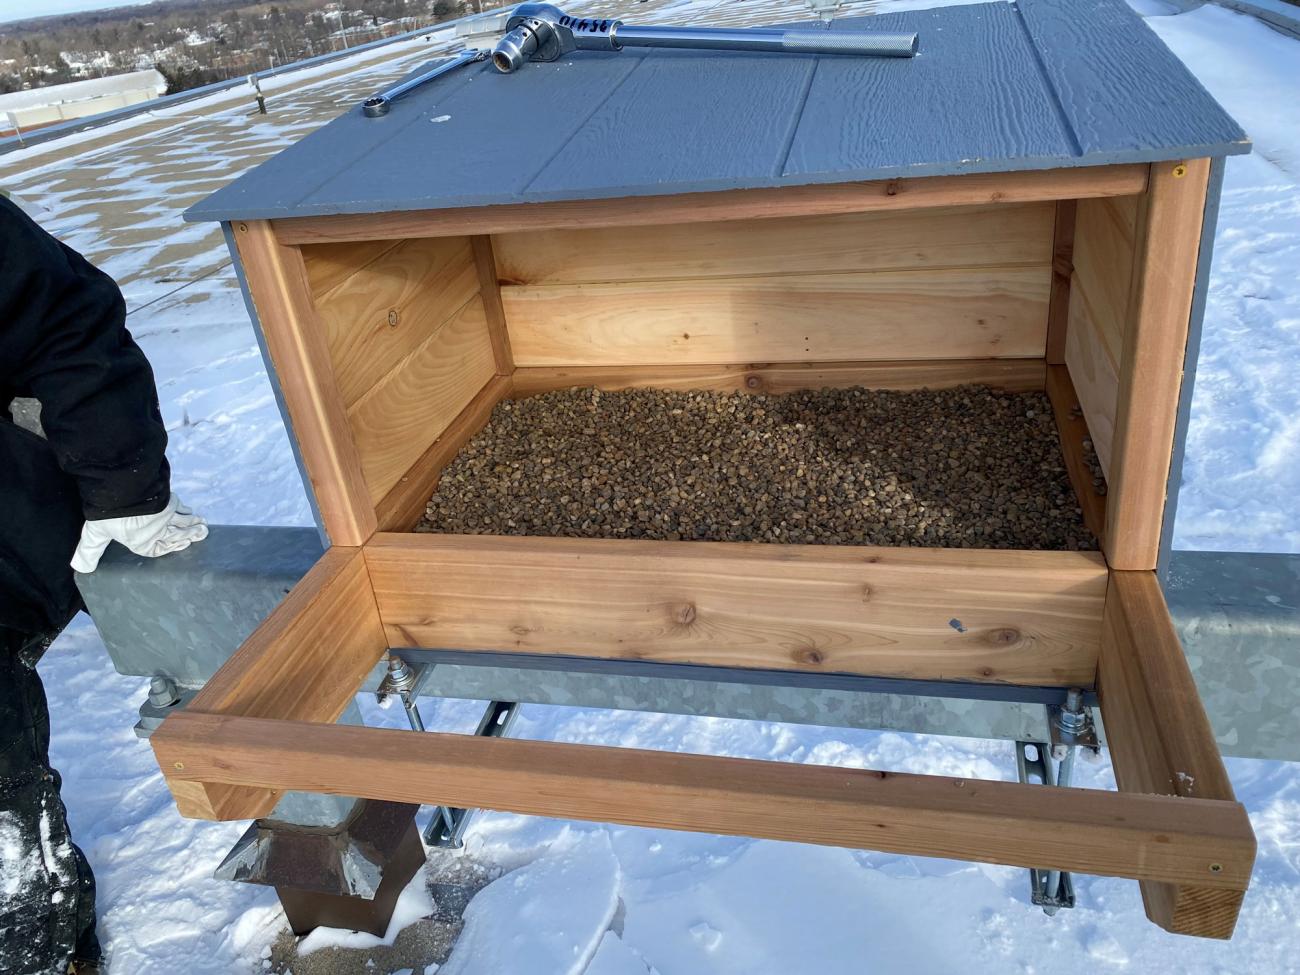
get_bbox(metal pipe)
[492,3,917,73]
[611,24,918,58]
[362,48,486,117]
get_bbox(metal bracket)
[424,700,519,848]
[378,656,429,732]
[1014,739,1077,915]
[1047,686,1100,760]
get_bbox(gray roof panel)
[786,4,1078,178]
[185,0,1249,224]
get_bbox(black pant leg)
[1,630,100,972]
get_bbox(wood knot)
[860,584,874,602]
[884,180,900,197]
[387,309,400,328]
[673,603,697,625]
[510,624,532,637]
[793,646,825,666]
[862,555,881,564]
[745,375,762,390]
[982,628,1021,647]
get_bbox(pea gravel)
[416,385,1096,551]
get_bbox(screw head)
[1172,163,1188,179]
[237,222,249,233]
[173,762,185,770]
[1209,863,1223,874]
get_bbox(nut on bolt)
[148,675,181,709]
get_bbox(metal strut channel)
[423,700,520,848]
[1014,688,1100,915]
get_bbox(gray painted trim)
[1159,155,1227,580]
[222,223,330,547]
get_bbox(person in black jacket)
[1,196,207,974]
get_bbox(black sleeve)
[0,197,170,520]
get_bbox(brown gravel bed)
[416,384,1097,551]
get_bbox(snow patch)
[440,830,621,975]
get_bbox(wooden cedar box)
[155,0,1256,940]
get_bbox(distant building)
[0,68,167,134]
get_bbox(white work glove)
[71,493,209,573]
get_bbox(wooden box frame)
[154,161,1256,939]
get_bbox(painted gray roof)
[186,0,1249,224]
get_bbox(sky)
[0,0,169,26]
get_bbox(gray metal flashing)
[1164,550,1300,761]
[223,223,331,547]
[77,524,323,686]
[1159,154,1226,579]
[184,0,1249,225]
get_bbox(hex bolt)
[148,675,181,709]
[1057,687,1088,734]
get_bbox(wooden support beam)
[234,220,376,545]
[153,710,1254,898]
[511,359,1047,398]
[365,533,1108,687]
[1098,570,1255,938]
[471,235,514,376]
[1046,199,1077,364]
[1046,364,1108,544]
[272,165,1149,245]
[155,546,388,820]
[1105,160,1211,569]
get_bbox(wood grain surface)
[1105,160,1211,569]
[306,235,479,407]
[365,534,1107,687]
[347,295,497,503]
[492,203,1054,285]
[156,546,387,819]
[1098,570,1254,937]
[505,266,1051,367]
[154,710,1254,900]
[236,222,376,545]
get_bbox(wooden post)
[1045,199,1077,364]
[1104,160,1210,568]
[471,235,514,376]
[233,220,377,545]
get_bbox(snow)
[6,0,1298,971]
[297,868,437,956]
[440,830,622,975]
